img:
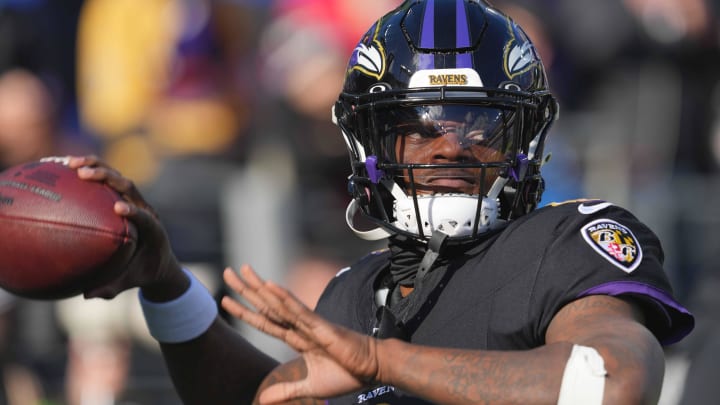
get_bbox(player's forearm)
[376,338,572,405]
[140,266,279,404]
[161,317,279,405]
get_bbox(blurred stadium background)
[0,0,718,404]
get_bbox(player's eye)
[396,122,442,140]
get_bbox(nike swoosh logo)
[578,202,614,215]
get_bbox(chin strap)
[395,230,449,326]
[416,231,449,281]
[345,199,393,241]
[344,178,405,241]
[373,230,450,339]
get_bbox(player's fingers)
[222,296,316,353]
[238,264,267,290]
[68,155,129,172]
[77,165,135,198]
[261,281,329,340]
[67,155,102,169]
[264,281,373,367]
[77,166,142,199]
[223,268,319,350]
[267,282,311,314]
[222,266,245,292]
[223,267,264,309]
[254,280,297,324]
[240,268,331,346]
[224,267,285,324]
[76,165,121,182]
[221,296,289,337]
[240,266,297,314]
[261,281,315,330]
[70,155,131,182]
[75,161,154,213]
[114,201,161,238]
[235,266,293,323]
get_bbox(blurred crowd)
[0,0,718,404]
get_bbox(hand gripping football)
[0,157,137,299]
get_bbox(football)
[0,157,137,299]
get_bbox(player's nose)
[433,131,474,161]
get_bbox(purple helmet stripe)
[456,0,472,68]
[578,281,694,345]
[419,0,435,69]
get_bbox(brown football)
[0,157,137,299]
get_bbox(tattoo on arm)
[396,342,567,404]
[253,359,326,405]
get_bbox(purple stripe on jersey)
[419,0,435,69]
[456,0,472,68]
[578,281,694,345]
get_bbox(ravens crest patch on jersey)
[581,219,643,273]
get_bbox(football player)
[73,0,694,404]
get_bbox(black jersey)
[314,200,694,405]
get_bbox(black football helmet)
[334,0,558,244]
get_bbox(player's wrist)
[140,258,190,303]
[140,267,218,343]
[373,337,402,385]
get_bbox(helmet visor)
[376,104,517,163]
[369,104,519,195]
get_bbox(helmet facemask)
[337,86,556,244]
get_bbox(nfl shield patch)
[581,219,643,273]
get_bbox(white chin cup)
[393,194,499,237]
